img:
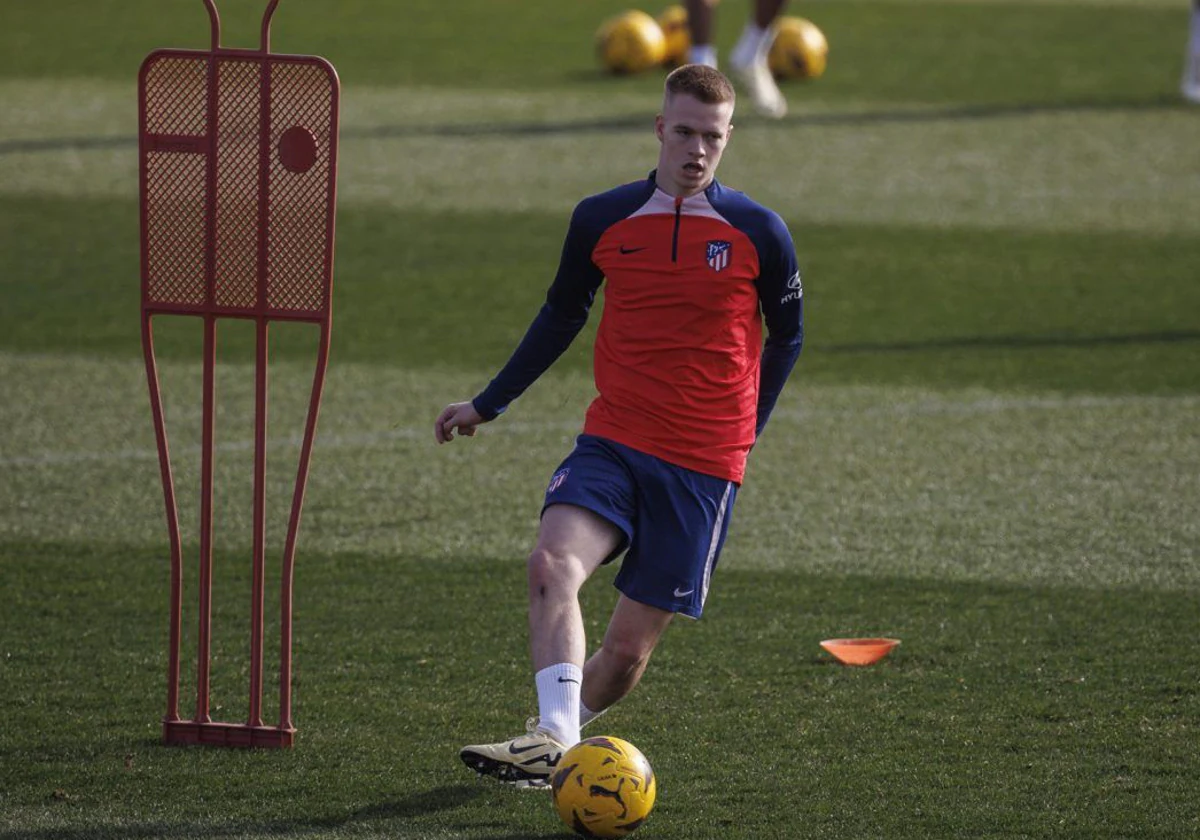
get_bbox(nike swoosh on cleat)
[507,742,549,755]
[619,245,647,254]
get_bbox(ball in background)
[768,16,829,80]
[657,5,690,67]
[551,736,657,838]
[597,10,667,74]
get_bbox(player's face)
[655,92,734,197]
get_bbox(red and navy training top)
[473,172,804,484]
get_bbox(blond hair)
[664,64,736,107]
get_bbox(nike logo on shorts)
[673,587,695,598]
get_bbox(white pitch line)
[3,392,1197,469]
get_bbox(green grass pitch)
[1,0,1198,837]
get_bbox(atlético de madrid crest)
[706,240,732,272]
[547,468,569,494]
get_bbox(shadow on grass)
[0,94,1185,156]
[0,784,534,840]
[821,328,1200,355]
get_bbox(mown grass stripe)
[3,389,1198,468]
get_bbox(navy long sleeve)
[757,329,803,436]
[470,198,619,420]
[472,301,589,421]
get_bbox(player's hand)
[434,401,486,444]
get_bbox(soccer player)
[434,64,804,789]
[1185,0,1200,104]
[685,0,791,119]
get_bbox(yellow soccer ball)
[767,16,829,80]
[657,5,690,67]
[551,736,657,838]
[597,10,667,75]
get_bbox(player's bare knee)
[601,634,655,676]
[527,546,585,599]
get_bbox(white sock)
[688,44,718,68]
[580,699,607,729]
[535,663,582,747]
[730,22,771,68]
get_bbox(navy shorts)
[542,434,738,619]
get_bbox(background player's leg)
[686,0,721,67]
[581,594,675,715]
[730,0,790,68]
[1185,0,1200,104]
[753,0,788,29]
[730,0,790,118]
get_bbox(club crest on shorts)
[547,468,570,494]
[706,240,732,272]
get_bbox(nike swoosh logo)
[619,245,647,254]
[508,742,549,755]
[557,676,580,684]
[673,587,694,598]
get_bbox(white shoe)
[731,57,787,119]
[459,718,566,789]
[1183,54,1200,104]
